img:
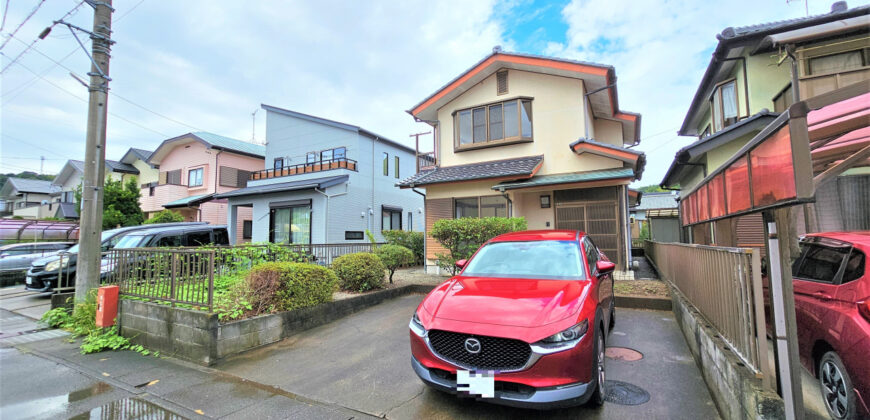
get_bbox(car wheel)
[819,351,856,420]
[588,326,606,407]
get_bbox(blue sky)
[1,0,868,186]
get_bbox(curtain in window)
[272,208,291,244]
[290,206,311,244]
[473,108,487,143]
[455,198,479,218]
[721,82,737,119]
[809,51,863,75]
[503,101,518,138]
[458,110,472,145]
[521,100,533,137]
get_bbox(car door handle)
[813,291,832,300]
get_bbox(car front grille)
[427,330,531,372]
[30,266,44,274]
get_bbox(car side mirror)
[596,261,616,275]
[455,259,467,269]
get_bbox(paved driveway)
[218,294,720,419]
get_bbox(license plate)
[25,276,32,285]
[456,370,494,398]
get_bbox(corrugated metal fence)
[645,240,771,385]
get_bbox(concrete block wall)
[118,300,218,365]
[119,285,435,366]
[668,284,784,420]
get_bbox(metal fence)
[644,240,770,384]
[57,243,381,311]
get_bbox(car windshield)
[66,228,125,253]
[114,235,153,249]
[461,240,586,280]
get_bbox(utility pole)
[75,0,113,304]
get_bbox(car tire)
[819,351,857,420]
[587,326,606,407]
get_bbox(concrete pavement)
[217,293,721,419]
[0,286,52,320]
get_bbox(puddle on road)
[1,382,111,418]
[70,397,188,420]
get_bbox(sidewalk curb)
[615,295,673,311]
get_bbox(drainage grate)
[605,347,643,361]
[604,380,650,405]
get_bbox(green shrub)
[382,230,424,264]
[331,252,386,292]
[216,261,337,321]
[430,217,527,275]
[375,244,415,283]
[145,209,185,224]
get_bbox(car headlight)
[409,311,426,337]
[531,320,588,354]
[44,259,67,272]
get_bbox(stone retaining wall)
[119,284,434,366]
[667,283,784,419]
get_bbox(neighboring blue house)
[217,105,424,244]
[629,191,680,243]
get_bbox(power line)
[2,0,146,100]
[0,0,11,33]
[0,0,46,51]
[1,133,74,159]
[1,54,170,137]
[0,1,85,74]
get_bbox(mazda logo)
[464,338,481,354]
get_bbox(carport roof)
[163,194,214,208]
[215,174,349,199]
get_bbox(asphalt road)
[218,293,721,419]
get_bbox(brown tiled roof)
[397,155,543,188]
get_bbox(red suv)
[409,230,615,409]
[790,232,869,420]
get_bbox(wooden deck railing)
[251,158,357,181]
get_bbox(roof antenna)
[251,108,259,144]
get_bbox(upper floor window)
[383,152,389,176]
[807,50,866,75]
[274,158,283,171]
[394,156,400,179]
[321,149,333,162]
[334,147,346,160]
[711,80,737,132]
[188,168,204,187]
[455,98,532,149]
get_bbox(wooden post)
[764,208,804,420]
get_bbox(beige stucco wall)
[745,53,790,115]
[593,119,623,146]
[132,160,158,185]
[436,70,624,175]
[514,190,555,230]
[426,181,501,200]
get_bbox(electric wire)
[0,0,11,33]
[0,1,85,74]
[0,0,45,51]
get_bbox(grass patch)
[614,280,669,298]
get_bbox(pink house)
[142,132,265,243]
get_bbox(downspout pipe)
[785,45,801,104]
[315,185,349,243]
[497,187,513,217]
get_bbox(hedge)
[430,217,527,274]
[375,244,415,283]
[331,252,386,292]
[382,230,424,264]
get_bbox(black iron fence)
[65,243,382,311]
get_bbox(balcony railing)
[416,152,436,173]
[251,158,357,181]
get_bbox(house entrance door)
[554,188,621,268]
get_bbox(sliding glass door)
[270,205,311,244]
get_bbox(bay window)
[455,98,533,149]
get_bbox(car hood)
[423,276,589,328]
[32,252,76,267]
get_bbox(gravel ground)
[614,279,669,297]
[333,266,447,300]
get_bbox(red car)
[409,230,615,409]
[791,232,870,420]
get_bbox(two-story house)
[49,148,154,219]
[143,132,265,240]
[216,105,423,245]
[0,178,59,219]
[661,2,869,246]
[398,50,644,275]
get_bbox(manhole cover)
[606,347,643,361]
[604,380,650,405]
